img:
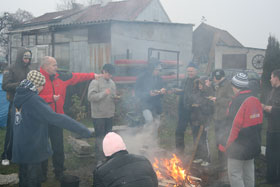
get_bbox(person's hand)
[263,105,272,113]
[95,74,103,80]
[105,88,111,95]
[53,95,60,101]
[160,88,166,94]
[173,88,183,92]
[114,95,121,99]
[209,96,216,102]
[150,90,160,96]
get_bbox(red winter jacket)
[219,90,263,160]
[39,68,95,114]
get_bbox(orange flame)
[153,154,191,186]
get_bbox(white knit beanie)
[103,132,127,157]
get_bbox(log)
[0,173,19,185]
[67,136,92,155]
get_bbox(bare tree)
[56,0,84,10]
[0,9,33,57]
[12,9,34,23]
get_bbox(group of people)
[175,62,263,186]
[1,47,280,187]
[1,47,158,187]
[175,63,280,186]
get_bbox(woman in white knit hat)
[93,132,158,187]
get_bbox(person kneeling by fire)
[93,132,158,187]
[190,76,214,167]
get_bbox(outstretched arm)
[66,72,96,86]
[32,97,91,137]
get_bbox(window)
[11,34,21,47]
[55,32,72,43]
[29,35,36,46]
[37,33,51,44]
[54,44,70,70]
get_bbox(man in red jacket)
[39,56,100,180]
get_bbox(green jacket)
[213,78,234,121]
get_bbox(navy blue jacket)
[12,83,91,164]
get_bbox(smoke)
[117,118,163,160]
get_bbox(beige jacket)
[88,77,116,118]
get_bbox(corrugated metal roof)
[24,9,83,25]
[198,23,243,47]
[74,0,153,22]
[20,0,154,27]
[52,19,193,29]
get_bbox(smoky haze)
[117,119,164,160]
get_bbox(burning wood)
[153,154,202,187]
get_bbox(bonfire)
[153,154,201,187]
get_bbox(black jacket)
[135,71,165,114]
[178,75,199,112]
[93,151,158,187]
[265,86,280,132]
[2,48,31,101]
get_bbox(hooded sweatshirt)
[12,80,91,164]
[2,48,32,101]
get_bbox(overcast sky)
[1,0,279,49]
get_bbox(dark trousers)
[266,131,280,184]
[1,102,13,160]
[191,125,210,162]
[214,119,227,169]
[19,163,43,187]
[93,118,113,161]
[42,125,64,176]
[175,108,190,154]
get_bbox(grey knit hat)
[231,72,249,89]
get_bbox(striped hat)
[231,72,249,89]
[27,70,46,88]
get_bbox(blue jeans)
[1,102,13,160]
[19,163,43,187]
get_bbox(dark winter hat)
[212,69,225,80]
[187,62,198,69]
[102,64,115,75]
[27,70,46,88]
[231,72,249,89]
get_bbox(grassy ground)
[0,119,95,187]
[0,106,275,187]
